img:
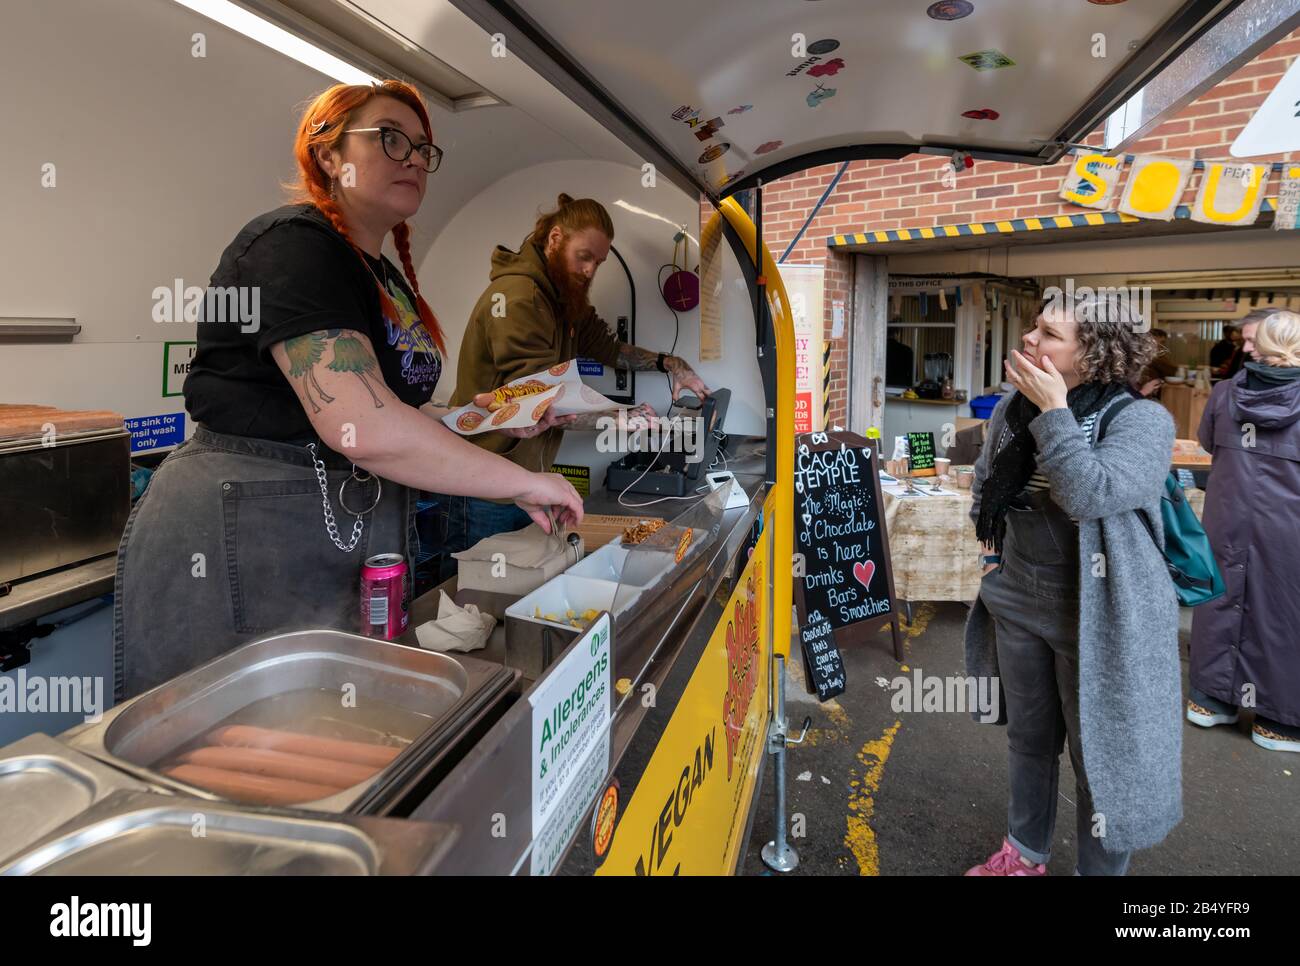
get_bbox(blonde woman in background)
[1188,311,1300,753]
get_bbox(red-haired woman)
[114,81,581,699]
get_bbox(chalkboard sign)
[793,431,901,701]
[907,431,937,476]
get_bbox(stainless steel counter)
[0,554,115,630]
[408,439,770,874]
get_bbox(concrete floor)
[743,603,1298,876]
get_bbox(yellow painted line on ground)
[844,720,902,876]
[879,601,936,658]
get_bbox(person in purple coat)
[1188,311,1300,753]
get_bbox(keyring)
[339,472,382,516]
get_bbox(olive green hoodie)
[451,238,622,480]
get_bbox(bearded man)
[434,194,709,557]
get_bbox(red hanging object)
[661,230,700,311]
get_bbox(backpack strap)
[1095,393,1161,548]
[1095,394,1138,444]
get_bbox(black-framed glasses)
[343,126,443,173]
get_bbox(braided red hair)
[289,80,445,354]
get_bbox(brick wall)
[711,29,1300,431]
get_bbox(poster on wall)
[698,208,724,362]
[780,263,825,434]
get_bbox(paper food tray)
[443,359,623,436]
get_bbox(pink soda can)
[360,553,408,639]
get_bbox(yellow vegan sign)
[596,507,772,875]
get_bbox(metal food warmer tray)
[61,629,518,816]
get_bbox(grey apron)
[112,425,413,701]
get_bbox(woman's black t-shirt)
[184,203,442,440]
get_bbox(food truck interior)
[0,0,1266,875]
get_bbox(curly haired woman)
[964,291,1180,876]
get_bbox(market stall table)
[882,479,1207,621]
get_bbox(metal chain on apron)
[307,442,382,552]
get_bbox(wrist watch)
[656,352,668,373]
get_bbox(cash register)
[604,388,730,497]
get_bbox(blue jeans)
[428,494,533,584]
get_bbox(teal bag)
[1098,398,1225,607]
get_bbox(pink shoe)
[964,838,1047,876]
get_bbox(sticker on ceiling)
[720,169,746,187]
[806,84,837,108]
[693,117,725,141]
[755,140,783,154]
[959,49,1015,70]
[699,143,731,163]
[962,108,1000,120]
[671,105,699,122]
[807,38,840,55]
[728,104,753,115]
[927,0,974,19]
[808,57,845,78]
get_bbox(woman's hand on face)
[515,472,584,533]
[1005,350,1069,411]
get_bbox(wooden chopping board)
[0,404,126,442]
[573,513,664,549]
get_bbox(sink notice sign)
[794,432,901,701]
[125,412,185,453]
[528,612,612,835]
[907,431,937,476]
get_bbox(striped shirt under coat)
[965,391,1182,854]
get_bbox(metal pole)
[762,653,808,872]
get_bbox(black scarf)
[1245,360,1300,389]
[975,382,1129,555]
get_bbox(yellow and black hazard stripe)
[827,197,1279,249]
[822,342,833,428]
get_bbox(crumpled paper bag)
[415,590,496,653]
[452,523,582,595]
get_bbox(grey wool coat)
[965,391,1182,853]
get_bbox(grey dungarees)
[979,482,1133,875]
[112,426,414,702]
